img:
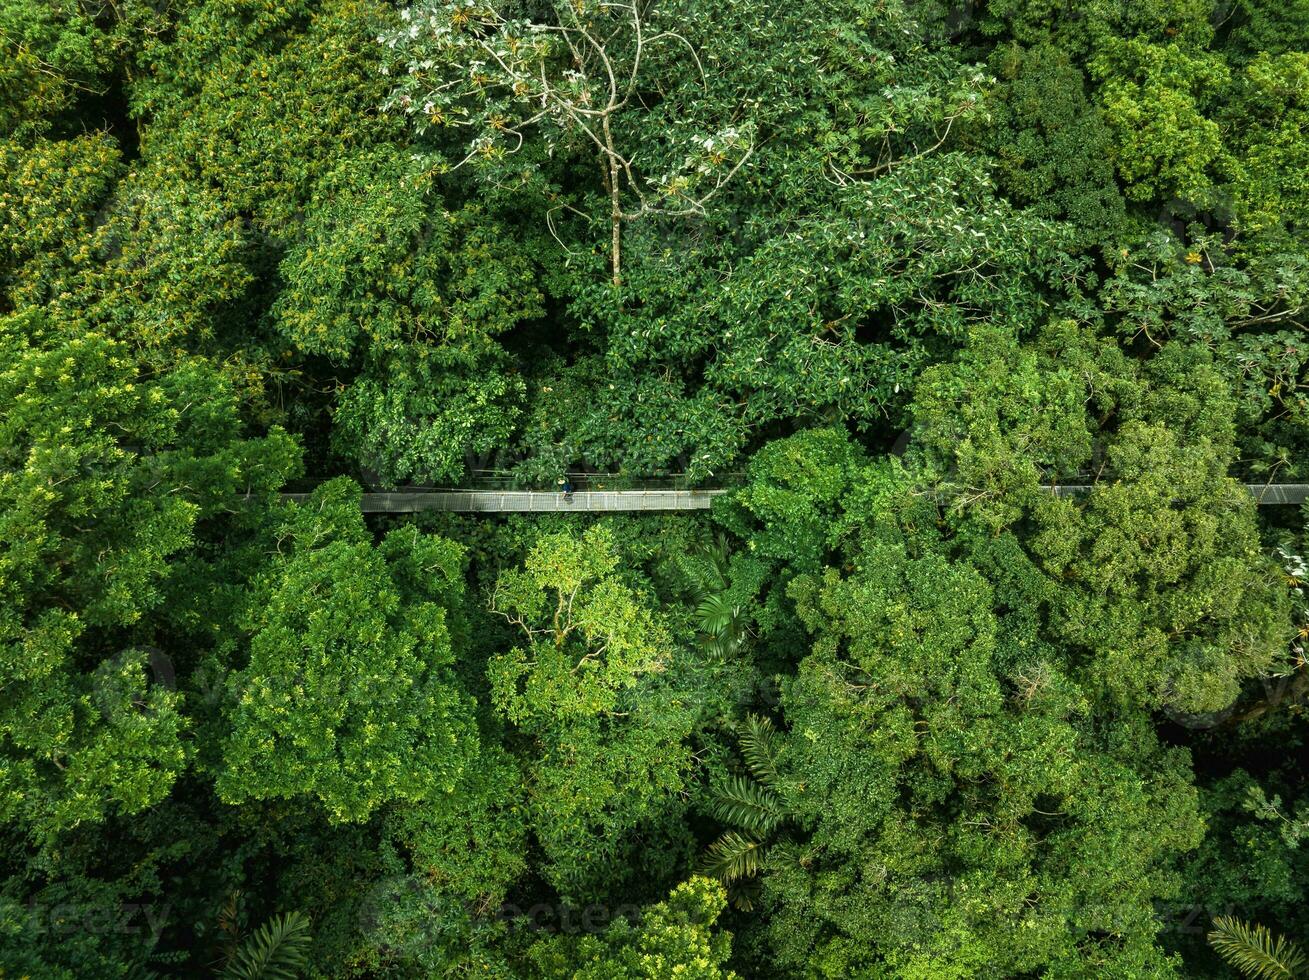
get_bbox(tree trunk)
[602,116,622,288]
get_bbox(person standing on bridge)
[557,477,574,503]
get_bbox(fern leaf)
[738,714,781,789]
[1208,916,1307,980]
[698,831,767,883]
[686,536,731,601]
[222,912,312,980]
[710,775,787,833]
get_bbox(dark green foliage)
[699,716,791,911]
[979,43,1127,248]
[698,832,768,888]
[762,524,1204,975]
[1225,1,1309,61]
[3,0,1309,977]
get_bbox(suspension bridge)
[274,479,1309,512]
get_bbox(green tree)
[523,877,739,980]
[760,523,1204,977]
[383,0,755,286]
[0,0,112,137]
[1090,39,1229,204]
[273,150,540,484]
[977,42,1127,248]
[217,478,478,823]
[698,715,790,909]
[0,133,122,313]
[725,427,870,575]
[910,320,1292,715]
[1033,421,1288,714]
[486,524,695,899]
[978,0,1214,55]
[1221,53,1309,245]
[0,311,298,842]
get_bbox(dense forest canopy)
[3,0,1309,977]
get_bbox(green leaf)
[737,714,781,789]
[696,593,742,637]
[222,912,312,980]
[1208,916,1307,980]
[697,831,767,884]
[709,775,787,834]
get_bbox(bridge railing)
[279,471,746,494]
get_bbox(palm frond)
[698,632,738,661]
[699,534,733,585]
[695,593,741,637]
[222,912,312,980]
[738,713,781,789]
[726,877,761,913]
[217,890,242,954]
[710,774,787,833]
[686,536,732,601]
[1208,916,1307,980]
[698,831,767,884]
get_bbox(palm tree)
[688,533,752,660]
[212,893,313,980]
[698,714,791,909]
[1208,916,1307,980]
[221,911,312,979]
[129,902,312,979]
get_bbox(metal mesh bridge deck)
[281,489,729,513]
[1050,483,1309,505]
[273,483,1309,512]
